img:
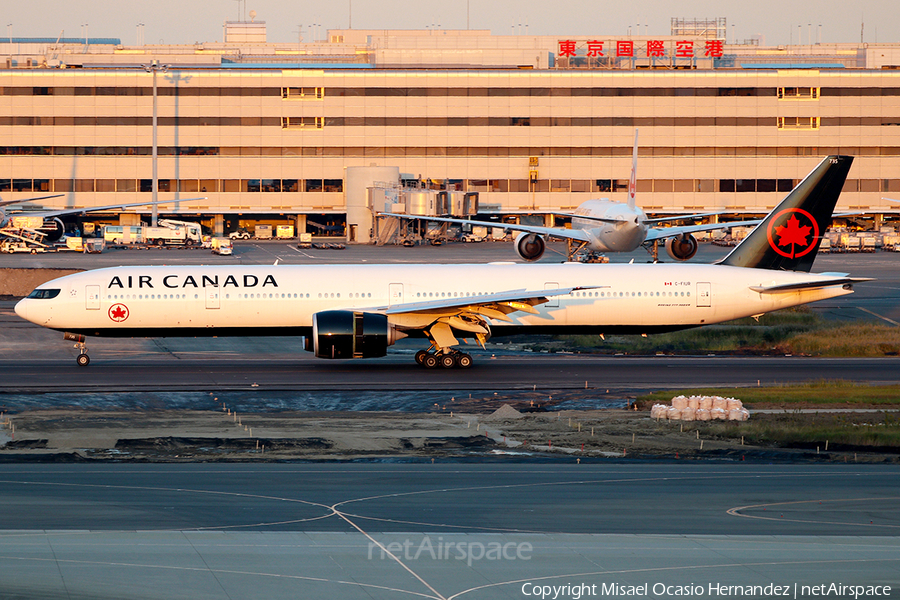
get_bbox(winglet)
[720,156,853,272]
[627,129,638,211]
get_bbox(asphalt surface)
[0,355,899,396]
[0,463,898,600]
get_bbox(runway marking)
[447,556,900,600]
[330,506,449,600]
[0,478,446,598]
[0,554,441,599]
[0,479,338,530]
[858,307,900,326]
[1,469,897,600]
[287,245,316,259]
[727,496,900,528]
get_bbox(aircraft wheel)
[423,354,439,369]
[440,353,457,369]
[415,350,428,365]
[457,353,473,369]
[76,353,90,367]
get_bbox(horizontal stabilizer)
[750,277,874,294]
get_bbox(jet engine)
[665,233,699,261]
[514,232,545,261]
[43,217,66,242]
[309,310,406,359]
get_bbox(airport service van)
[210,237,233,255]
[102,225,143,244]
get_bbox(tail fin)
[720,155,853,272]
[627,129,638,210]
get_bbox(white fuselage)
[15,263,852,338]
[571,200,648,252]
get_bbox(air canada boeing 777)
[16,156,868,368]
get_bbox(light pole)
[145,60,168,226]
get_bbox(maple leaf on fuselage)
[775,215,812,257]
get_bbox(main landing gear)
[415,349,473,369]
[64,332,90,367]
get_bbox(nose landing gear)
[64,332,90,367]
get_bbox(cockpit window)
[27,288,60,299]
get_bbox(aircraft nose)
[14,298,27,321]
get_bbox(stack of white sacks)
[650,395,750,421]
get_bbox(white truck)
[0,240,47,254]
[142,219,203,246]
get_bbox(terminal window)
[777,117,819,130]
[778,87,819,99]
[282,87,324,99]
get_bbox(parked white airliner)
[16,156,868,369]
[383,131,759,262]
[0,195,206,242]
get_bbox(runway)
[1,354,899,396]
[0,463,898,600]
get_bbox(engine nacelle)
[310,310,405,359]
[43,217,66,242]
[665,233,699,261]
[514,232,545,261]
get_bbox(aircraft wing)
[644,211,727,224]
[10,197,208,219]
[549,212,629,224]
[379,213,593,243]
[0,195,64,209]
[364,285,605,347]
[644,219,763,242]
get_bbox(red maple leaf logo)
[108,304,129,322]
[774,215,813,258]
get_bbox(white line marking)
[858,307,900,326]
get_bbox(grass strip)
[637,381,900,408]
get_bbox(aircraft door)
[206,285,220,309]
[86,285,101,310]
[544,282,559,308]
[697,282,711,307]
[388,283,404,308]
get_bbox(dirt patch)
[0,407,896,463]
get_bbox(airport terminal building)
[1,20,899,239]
